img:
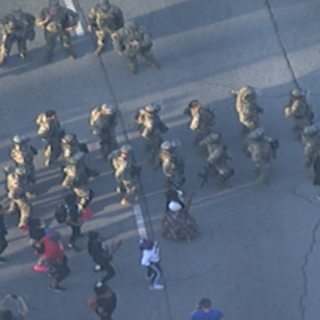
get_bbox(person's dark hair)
[199,298,212,309]
[88,231,99,240]
[188,100,200,109]
[45,110,56,117]
[1,310,13,320]
[64,193,77,207]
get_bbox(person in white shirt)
[139,239,165,290]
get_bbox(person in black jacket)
[0,205,8,263]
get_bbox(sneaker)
[48,285,65,292]
[94,265,102,272]
[0,257,7,264]
[33,265,49,272]
[149,284,165,290]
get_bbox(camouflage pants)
[100,133,118,159]
[44,140,62,166]
[44,30,72,56]
[0,33,27,56]
[125,49,158,69]
[8,197,31,226]
[144,134,163,162]
[254,161,270,184]
[166,172,186,189]
[122,178,139,202]
[73,185,93,209]
[94,28,111,47]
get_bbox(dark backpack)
[54,204,68,224]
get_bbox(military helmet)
[247,127,265,140]
[199,298,212,309]
[100,103,115,115]
[12,134,30,145]
[188,100,201,109]
[238,86,255,97]
[161,141,172,151]
[303,124,319,136]
[61,134,75,144]
[291,89,302,98]
[12,6,22,14]
[15,165,27,175]
[120,144,132,154]
[144,105,155,113]
[49,0,60,7]
[45,109,56,118]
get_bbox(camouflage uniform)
[10,134,37,184]
[36,110,64,167]
[37,0,79,63]
[112,20,160,74]
[88,0,124,56]
[232,86,263,132]
[199,132,234,183]
[6,166,32,227]
[61,152,93,210]
[284,89,313,135]
[302,124,320,169]
[109,145,140,205]
[244,127,278,184]
[135,104,168,163]
[184,100,215,145]
[90,104,119,159]
[0,7,35,65]
[159,141,185,189]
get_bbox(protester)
[0,205,8,263]
[0,294,28,320]
[190,298,223,320]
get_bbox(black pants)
[96,258,116,283]
[49,257,71,284]
[147,263,162,286]
[69,225,81,244]
[0,234,8,256]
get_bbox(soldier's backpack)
[54,204,69,224]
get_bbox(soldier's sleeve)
[0,15,10,27]
[37,9,47,25]
[112,30,124,53]
[66,7,79,25]
[88,7,97,25]
[140,27,153,48]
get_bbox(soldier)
[112,20,160,74]
[6,166,32,229]
[244,127,278,184]
[37,0,79,63]
[159,140,185,189]
[36,110,64,167]
[10,134,38,186]
[284,89,313,138]
[0,7,35,66]
[90,104,119,159]
[183,100,215,146]
[198,132,234,185]
[135,103,169,163]
[61,152,94,210]
[87,0,124,56]
[301,124,320,172]
[110,145,140,205]
[232,86,263,133]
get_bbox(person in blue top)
[190,298,223,320]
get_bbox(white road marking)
[64,0,86,36]
[133,204,148,239]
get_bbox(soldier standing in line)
[159,140,185,189]
[243,127,278,184]
[183,100,216,147]
[198,132,234,186]
[10,134,38,185]
[232,86,263,133]
[88,0,124,56]
[135,103,168,163]
[284,89,313,139]
[90,104,119,159]
[112,20,160,74]
[0,7,35,65]
[37,0,79,63]
[36,110,64,167]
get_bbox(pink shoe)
[33,265,49,272]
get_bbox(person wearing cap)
[301,124,320,172]
[284,89,313,138]
[232,86,263,133]
[89,104,119,159]
[0,7,35,66]
[37,0,79,63]
[183,100,216,146]
[139,239,164,290]
[112,20,160,74]
[10,134,38,185]
[5,166,33,229]
[110,144,140,205]
[61,152,94,210]
[36,110,64,167]
[190,298,223,320]
[243,127,278,184]
[88,0,124,56]
[162,191,199,242]
[159,140,185,189]
[135,103,169,163]
[198,132,234,185]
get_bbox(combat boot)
[148,61,161,70]
[19,52,27,60]
[120,198,131,206]
[94,45,104,56]
[66,49,76,60]
[0,54,7,66]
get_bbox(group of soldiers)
[0,0,160,74]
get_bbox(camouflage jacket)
[160,151,184,177]
[38,6,79,33]
[1,12,35,37]
[136,110,163,138]
[88,4,123,32]
[188,107,215,132]
[10,144,36,165]
[114,157,133,182]
[112,25,153,57]
[286,98,312,120]
[62,162,88,188]
[90,107,118,136]
[246,138,274,163]
[206,143,230,165]
[36,114,63,142]
[6,173,29,199]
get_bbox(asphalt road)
[0,0,320,319]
